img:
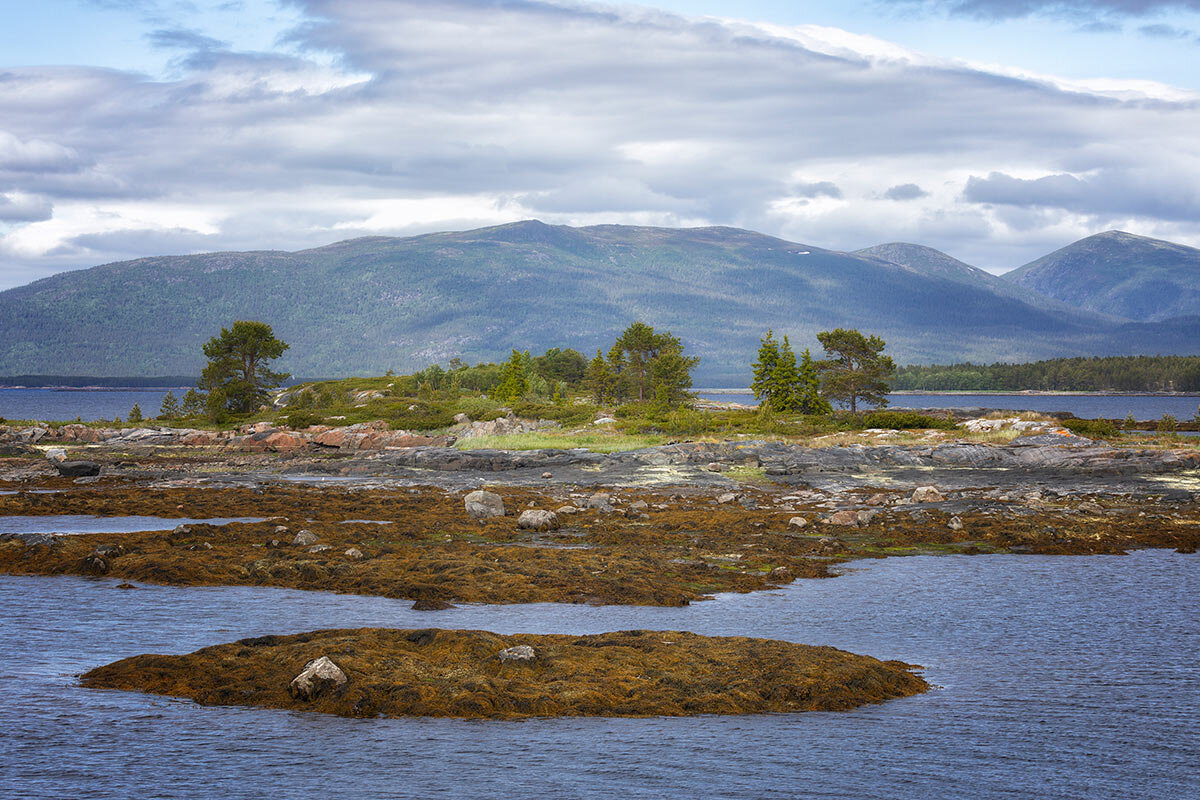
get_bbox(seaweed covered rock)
[81,627,928,719]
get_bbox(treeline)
[893,355,1200,392]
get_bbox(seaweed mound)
[81,627,928,719]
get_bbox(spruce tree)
[585,350,613,404]
[128,403,144,423]
[159,390,181,420]
[769,337,802,411]
[492,350,528,404]
[796,348,831,415]
[181,388,205,417]
[751,330,781,407]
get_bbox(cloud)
[147,28,231,51]
[0,193,53,222]
[877,1,1200,20]
[1,0,1200,287]
[792,181,844,199]
[963,168,1200,220]
[1137,22,1195,36]
[884,183,929,200]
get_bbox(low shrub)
[1062,418,1119,439]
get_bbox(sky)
[1,0,1200,289]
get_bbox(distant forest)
[893,356,1200,392]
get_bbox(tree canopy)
[815,328,894,413]
[199,320,290,417]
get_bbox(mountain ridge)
[2,220,1198,384]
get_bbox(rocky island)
[80,627,928,719]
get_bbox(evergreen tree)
[181,388,205,417]
[815,328,895,413]
[751,330,781,407]
[796,348,831,415]
[128,403,143,423]
[159,390,181,420]
[769,337,801,412]
[610,322,698,406]
[198,320,289,416]
[586,349,616,404]
[492,349,529,403]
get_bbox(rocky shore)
[80,627,929,719]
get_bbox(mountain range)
[1,222,1198,385]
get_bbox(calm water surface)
[0,387,187,423]
[0,516,266,535]
[5,387,1200,423]
[700,391,1200,420]
[2,551,1196,799]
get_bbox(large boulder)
[517,510,560,531]
[288,656,347,700]
[911,486,945,503]
[464,490,505,520]
[498,645,536,663]
[56,461,101,478]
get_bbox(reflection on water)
[2,550,1196,799]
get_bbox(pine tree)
[159,390,181,420]
[128,403,144,423]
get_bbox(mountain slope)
[1004,230,1200,322]
[0,221,1195,384]
[853,242,1093,313]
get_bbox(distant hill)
[854,242,1095,313]
[1004,231,1200,322]
[2,221,1199,384]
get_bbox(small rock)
[293,530,318,546]
[498,645,536,663]
[587,493,614,512]
[857,509,880,527]
[911,486,945,503]
[186,541,213,551]
[344,547,364,560]
[465,490,505,520]
[264,539,282,548]
[56,461,101,478]
[593,417,617,425]
[828,509,860,527]
[288,656,347,700]
[115,583,136,590]
[948,516,964,531]
[706,462,729,472]
[453,413,472,424]
[308,544,332,553]
[540,471,552,479]
[273,525,290,535]
[866,493,889,506]
[818,536,846,553]
[630,500,649,511]
[518,509,560,531]
[555,505,580,515]
[81,554,108,574]
[716,492,738,504]
[45,447,67,463]
[787,517,808,529]
[411,598,456,611]
[767,566,793,582]
[94,544,125,558]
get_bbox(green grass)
[455,432,666,452]
[725,465,771,484]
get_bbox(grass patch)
[455,432,667,452]
[725,465,771,484]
